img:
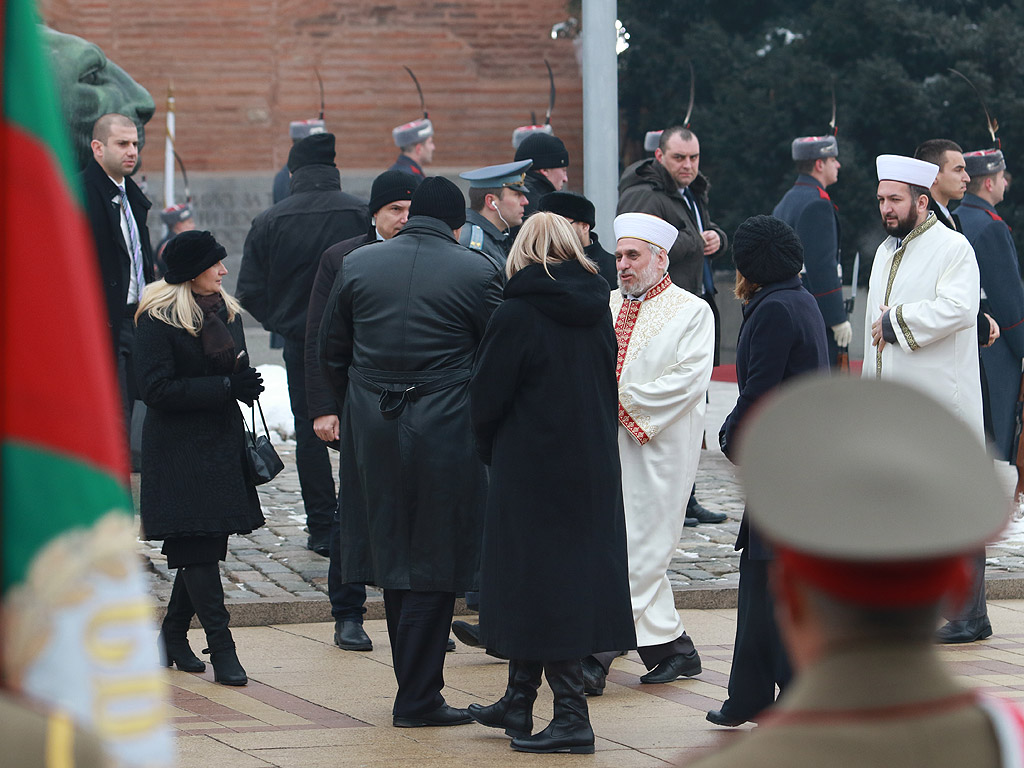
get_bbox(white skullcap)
[738,376,1009,561]
[876,154,939,188]
[613,212,679,252]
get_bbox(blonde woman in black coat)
[134,230,265,686]
[468,213,635,754]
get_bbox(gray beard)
[618,259,666,297]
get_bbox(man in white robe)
[582,212,715,693]
[863,154,984,444]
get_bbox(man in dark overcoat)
[237,133,369,556]
[303,169,419,653]
[709,215,829,728]
[319,176,503,728]
[617,124,728,526]
[82,112,154,431]
[772,135,850,366]
[538,191,616,289]
[514,132,569,221]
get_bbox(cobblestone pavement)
[138,380,1024,621]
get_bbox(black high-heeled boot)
[468,659,542,738]
[159,568,205,673]
[181,562,247,686]
[510,659,595,754]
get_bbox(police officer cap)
[791,135,838,161]
[459,159,532,193]
[514,133,569,169]
[392,118,434,148]
[160,203,192,227]
[738,377,1009,562]
[512,124,553,149]
[644,130,663,153]
[964,148,1006,178]
[289,119,326,141]
[538,191,595,229]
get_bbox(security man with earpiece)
[458,160,532,277]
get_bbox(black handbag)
[246,399,284,485]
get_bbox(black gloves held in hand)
[229,366,264,406]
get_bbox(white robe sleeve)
[618,300,715,445]
[889,242,980,353]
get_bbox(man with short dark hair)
[618,125,727,526]
[320,176,502,728]
[82,112,154,430]
[458,160,532,273]
[914,138,970,231]
[238,133,369,556]
[773,135,850,366]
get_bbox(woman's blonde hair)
[506,211,598,279]
[134,279,242,336]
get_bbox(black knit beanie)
[163,230,227,284]
[409,176,466,231]
[514,132,569,169]
[287,133,336,172]
[732,215,804,285]
[369,170,420,215]
[538,191,595,228]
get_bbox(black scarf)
[194,293,236,374]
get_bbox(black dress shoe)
[393,703,473,728]
[581,656,606,696]
[334,620,372,651]
[306,535,330,557]
[639,650,702,683]
[451,620,482,647]
[706,708,748,727]
[446,637,456,652]
[936,617,993,644]
[685,501,727,525]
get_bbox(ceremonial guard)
[582,213,715,692]
[389,68,434,177]
[772,135,850,366]
[938,148,1024,645]
[458,160,532,273]
[690,377,1017,768]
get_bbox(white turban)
[613,212,679,252]
[876,154,939,188]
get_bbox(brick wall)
[40,0,584,176]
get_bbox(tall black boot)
[510,659,595,754]
[159,569,205,672]
[468,659,542,738]
[181,563,247,686]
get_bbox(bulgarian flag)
[2,0,171,764]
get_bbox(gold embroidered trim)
[895,304,919,350]
[877,213,937,377]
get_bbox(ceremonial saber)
[164,82,175,211]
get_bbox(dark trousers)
[282,338,336,539]
[945,550,988,622]
[328,510,367,621]
[383,589,455,717]
[117,313,138,434]
[591,632,694,673]
[721,551,790,719]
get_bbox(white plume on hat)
[613,212,679,252]
[876,154,939,188]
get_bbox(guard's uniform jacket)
[459,208,511,277]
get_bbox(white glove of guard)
[831,320,853,348]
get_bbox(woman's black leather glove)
[228,366,264,406]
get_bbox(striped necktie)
[118,185,146,296]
